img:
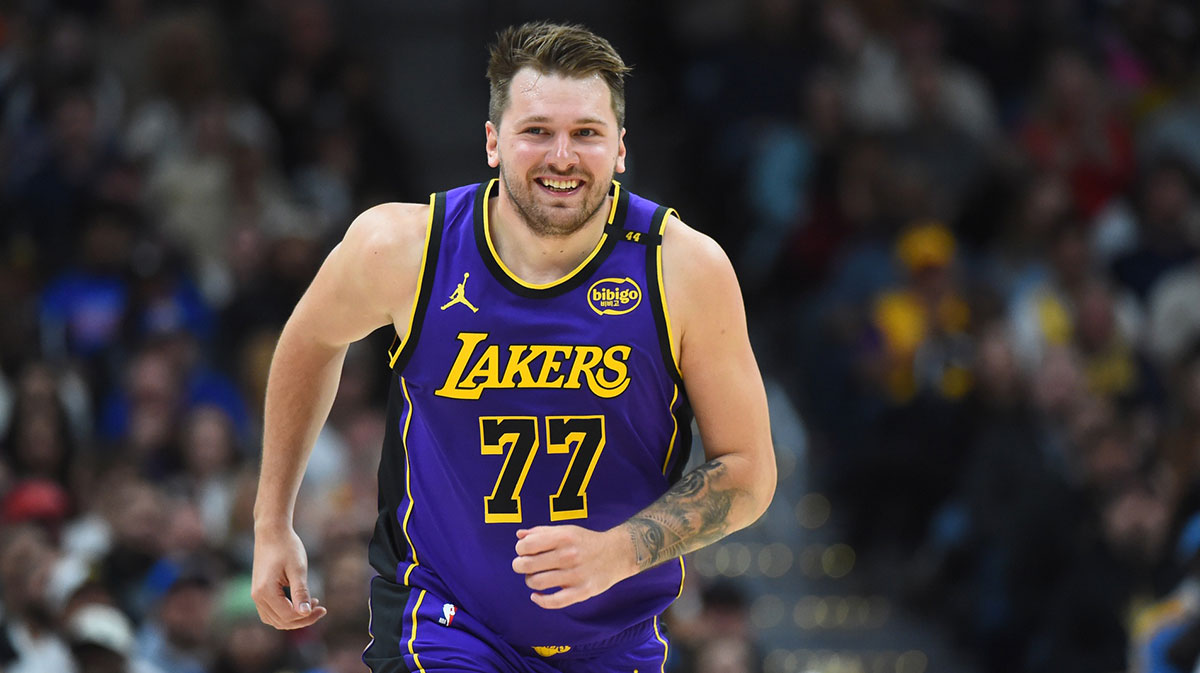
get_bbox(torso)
[369,180,693,648]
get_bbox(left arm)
[513,216,776,608]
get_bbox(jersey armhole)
[646,206,695,484]
[645,206,683,386]
[387,192,446,371]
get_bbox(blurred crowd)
[0,0,401,671]
[675,0,1200,672]
[5,0,1200,673]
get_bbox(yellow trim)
[482,178,618,289]
[400,379,420,584]
[676,557,686,600]
[653,615,669,673]
[607,179,622,222]
[407,589,427,672]
[656,209,682,378]
[660,386,679,475]
[362,579,375,659]
[391,194,438,368]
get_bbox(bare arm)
[251,202,427,628]
[624,459,747,569]
[622,217,775,569]
[513,216,776,608]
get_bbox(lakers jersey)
[368,179,694,648]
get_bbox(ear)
[615,127,627,174]
[485,121,500,168]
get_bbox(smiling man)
[251,21,776,673]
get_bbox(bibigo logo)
[587,277,642,316]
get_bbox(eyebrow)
[515,115,610,127]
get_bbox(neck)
[488,182,612,285]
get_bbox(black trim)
[369,376,408,578]
[666,401,694,486]
[646,205,684,388]
[610,225,661,246]
[390,192,446,372]
[473,180,628,298]
[362,575,414,672]
[645,203,693,483]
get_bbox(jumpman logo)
[440,272,479,313]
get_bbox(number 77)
[479,415,606,524]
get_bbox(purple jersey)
[368,180,693,650]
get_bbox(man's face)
[486,67,626,237]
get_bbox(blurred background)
[3,0,1200,672]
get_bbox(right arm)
[251,202,429,629]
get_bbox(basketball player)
[251,22,776,673]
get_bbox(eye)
[577,129,597,137]
[524,127,546,135]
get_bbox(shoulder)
[660,214,739,303]
[341,202,430,284]
[659,214,744,343]
[343,201,431,259]
[312,200,432,328]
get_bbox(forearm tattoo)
[624,459,744,570]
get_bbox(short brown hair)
[487,22,632,128]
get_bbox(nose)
[546,133,577,171]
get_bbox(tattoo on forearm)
[624,460,744,570]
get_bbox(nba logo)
[438,603,456,626]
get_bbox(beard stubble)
[499,162,613,238]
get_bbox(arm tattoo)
[624,459,744,571]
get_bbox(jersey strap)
[388,191,447,372]
[641,203,693,484]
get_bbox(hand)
[251,525,328,629]
[511,525,636,610]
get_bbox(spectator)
[1019,46,1136,220]
[134,574,215,673]
[1009,217,1142,374]
[38,204,136,369]
[169,404,241,545]
[1111,157,1200,301]
[67,603,165,673]
[669,580,763,673]
[867,219,972,404]
[740,67,847,294]
[0,525,74,673]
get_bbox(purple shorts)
[362,576,671,673]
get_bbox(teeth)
[541,178,580,191]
